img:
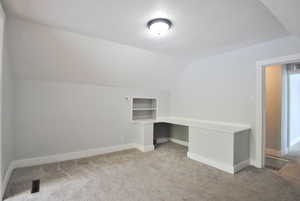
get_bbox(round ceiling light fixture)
[147,18,172,36]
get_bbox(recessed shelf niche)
[132,98,157,120]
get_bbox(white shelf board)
[132,108,157,111]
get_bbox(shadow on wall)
[154,123,188,143]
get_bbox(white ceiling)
[260,0,300,38]
[3,0,289,59]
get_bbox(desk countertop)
[133,116,251,134]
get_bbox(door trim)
[256,53,300,168]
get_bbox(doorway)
[256,54,300,169]
[264,63,300,170]
[264,65,289,170]
[285,63,300,162]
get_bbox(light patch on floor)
[285,141,300,162]
[265,156,289,171]
[4,142,300,201]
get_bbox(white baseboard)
[187,152,249,174]
[265,148,281,157]
[2,161,17,198]
[234,160,250,173]
[12,144,156,169]
[169,138,188,146]
[133,144,154,152]
[13,144,135,168]
[250,159,261,168]
[13,143,154,168]
[187,152,235,174]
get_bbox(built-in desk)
[133,116,251,174]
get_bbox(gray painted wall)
[15,80,169,160]
[154,123,170,139]
[170,36,300,165]
[154,123,188,142]
[170,125,188,142]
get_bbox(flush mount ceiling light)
[147,18,172,36]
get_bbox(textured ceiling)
[3,0,289,59]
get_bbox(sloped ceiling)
[3,0,289,59]
[3,0,295,90]
[260,0,300,38]
[7,19,186,90]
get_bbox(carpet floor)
[265,156,289,171]
[4,142,300,201]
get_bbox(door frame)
[256,53,300,168]
[0,6,5,197]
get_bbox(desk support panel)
[133,117,251,173]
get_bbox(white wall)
[5,17,182,160]
[170,36,300,165]
[5,11,300,169]
[1,3,16,196]
[265,66,282,151]
[289,73,300,146]
[15,80,169,159]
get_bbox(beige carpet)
[4,142,300,201]
[265,156,289,171]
